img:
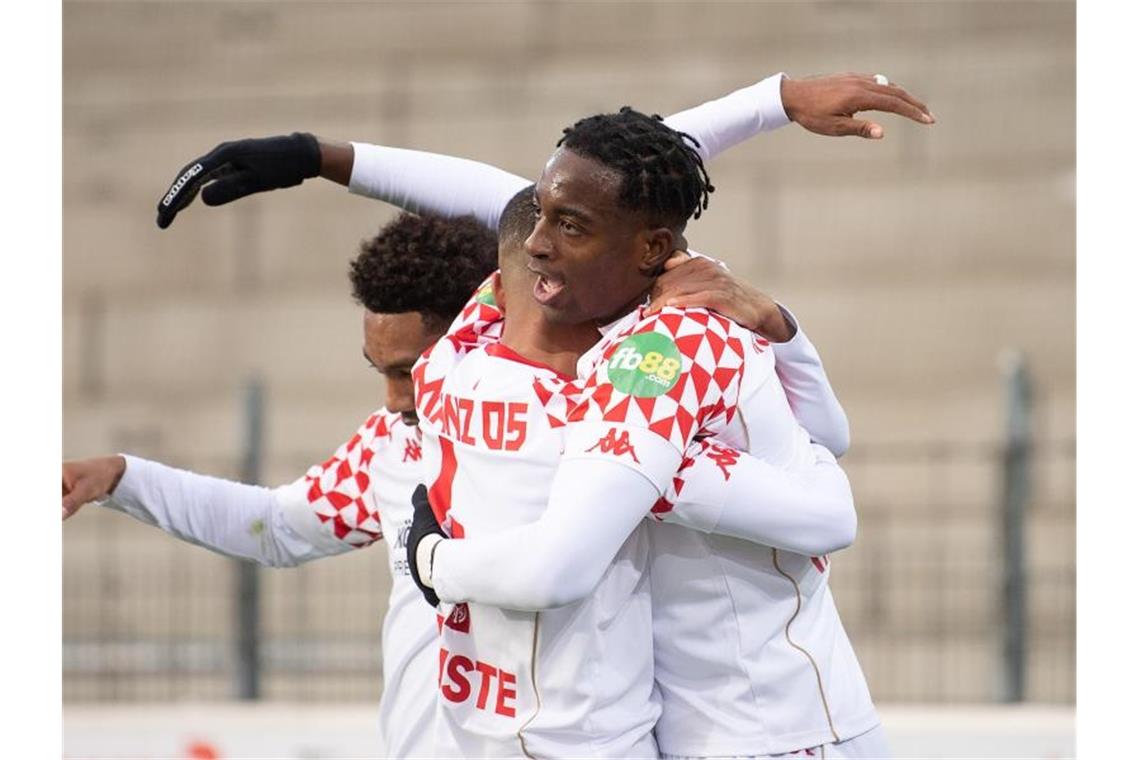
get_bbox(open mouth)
[529,267,567,306]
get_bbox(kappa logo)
[445,603,471,633]
[586,428,640,463]
[705,442,741,480]
[607,332,683,398]
[403,438,423,463]
[162,163,203,207]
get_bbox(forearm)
[772,306,850,457]
[662,73,790,162]
[430,458,657,610]
[102,456,341,568]
[347,143,530,231]
[667,442,855,555]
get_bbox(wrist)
[779,77,804,124]
[317,138,354,185]
[107,455,127,496]
[416,534,444,588]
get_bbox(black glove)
[155,132,321,229]
[407,484,447,607]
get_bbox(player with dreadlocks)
[405,106,889,758]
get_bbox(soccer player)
[403,111,891,757]
[61,212,499,757]
[398,188,858,756]
[127,69,925,756]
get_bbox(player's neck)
[500,309,598,378]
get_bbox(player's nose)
[524,218,554,260]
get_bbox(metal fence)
[62,433,1075,705]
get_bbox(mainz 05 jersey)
[274,410,440,758]
[419,343,659,758]
[569,306,879,758]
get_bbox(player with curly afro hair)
[350,211,497,425]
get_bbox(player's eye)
[559,218,582,236]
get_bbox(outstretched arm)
[80,455,346,568]
[155,73,932,229]
[63,412,395,567]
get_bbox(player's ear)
[492,271,507,314]
[638,227,676,275]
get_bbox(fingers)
[855,87,933,125]
[156,155,216,229]
[662,250,693,272]
[200,169,260,206]
[62,479,99,520]
[831,116,883,139]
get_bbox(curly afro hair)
[349,212,498,329]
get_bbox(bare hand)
[781,72,934,139]
[647,253,793,342]
[62,456,127,520]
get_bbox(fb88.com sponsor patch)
[606,333,682,397]
[474,285,497,306]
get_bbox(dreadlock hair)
[557,107,714,230]
[349,212,498,331]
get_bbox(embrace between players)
[63,70,933,758]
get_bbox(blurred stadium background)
[62,1,1074,757]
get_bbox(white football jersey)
[570,306,879,757]
[417,340,659,758]
[273,410,440,757]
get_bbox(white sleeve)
[662,73,791,162]
[348,143,530,231]
[662,441,856,555]
[100,455,352,568]
[430,457,657,611]
[772,305,851,457]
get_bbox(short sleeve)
[561,308,749,493]
[275,410,398,549]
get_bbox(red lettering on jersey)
[440,394,529,451]
[474,661,497,709]
[482,401,506,449]
[505,402,528,451]
[586,428,641,463]
[496,670,518,717]
[444,603,471,634]
[705,442,741,480]
[438,650,519,717]
[402,438,422,463]
[457,398,477,445]
[439,645,448,683]
[442,654,473,703]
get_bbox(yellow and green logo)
[475,285,497,307]
[607,333,682,397]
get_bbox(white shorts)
[663,724,891,760]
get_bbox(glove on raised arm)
[156,132,321,228]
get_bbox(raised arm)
[155,73,932,229]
